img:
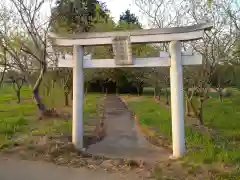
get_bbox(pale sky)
[100,0,148,27]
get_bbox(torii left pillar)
[169,41,185,158]
[72,45,84,149]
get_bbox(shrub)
[222,88,232,97]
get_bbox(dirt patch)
[5,98,34,104]
[153,98,171,108]
[0,135,153,179]
[121,96,143,103]
[0,138,229,180]
[37,108,72,120]
[23,98,33,102]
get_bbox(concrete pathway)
[87,96,169,162]
[0,157,139,180]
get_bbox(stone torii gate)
[49,23,212,158]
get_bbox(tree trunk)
[71,90,73,100]
[16,90,21,104]
[165,88,169,105]
[50,80,55,96]
[198,98,204,125]
[51,80,55,89]
[105,87,108,95]
[154,87,156,98]
[33,67,46,116]
[25,76,32,89]
[101,86,104,93]
[45,86,50,97]
[189,98,198,118]
[219,90,223,102]
[116,81,119,95]
[48,86,51,96]
[185,99,190,116]
[116,86,119,95]
[158,89,161,101]
[33,88,46,112]
[64,93,69,106]
[137,87,140,96]
[85,83,88,95]
[85,86,88,95]
[0,66,6,88]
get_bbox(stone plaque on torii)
[49,23,212,159]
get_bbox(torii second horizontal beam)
[58,54,202,68]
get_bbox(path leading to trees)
[87,95,170,162]
[0,157,139,180]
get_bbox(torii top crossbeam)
[49,23,213,46]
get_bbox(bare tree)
[147,67,170,104]
[0,47,8,88]
[127,68,147,96]
[0,0,56,117]
[146,67,162,99]
[58,68,72,106]
[7,72,25,104]
[136,0,240,124]
[84,69,98,95]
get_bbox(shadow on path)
[86,95,170,163]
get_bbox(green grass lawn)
[0,85,101,148]
[32,92,101,136]
[124,92,240,178]
[0,86,36,147]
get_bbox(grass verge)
[123,93,240,179]
[0,85,102,149]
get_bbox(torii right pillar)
[169,41,185,158]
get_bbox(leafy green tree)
[84,69,99,94]
[119,9,141,27]
[232,40,240,64]
[146,68,162,98]
[49,0,112,105]
[211,64,234,101]
[126,68,147,96]
[51,0,109,33]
